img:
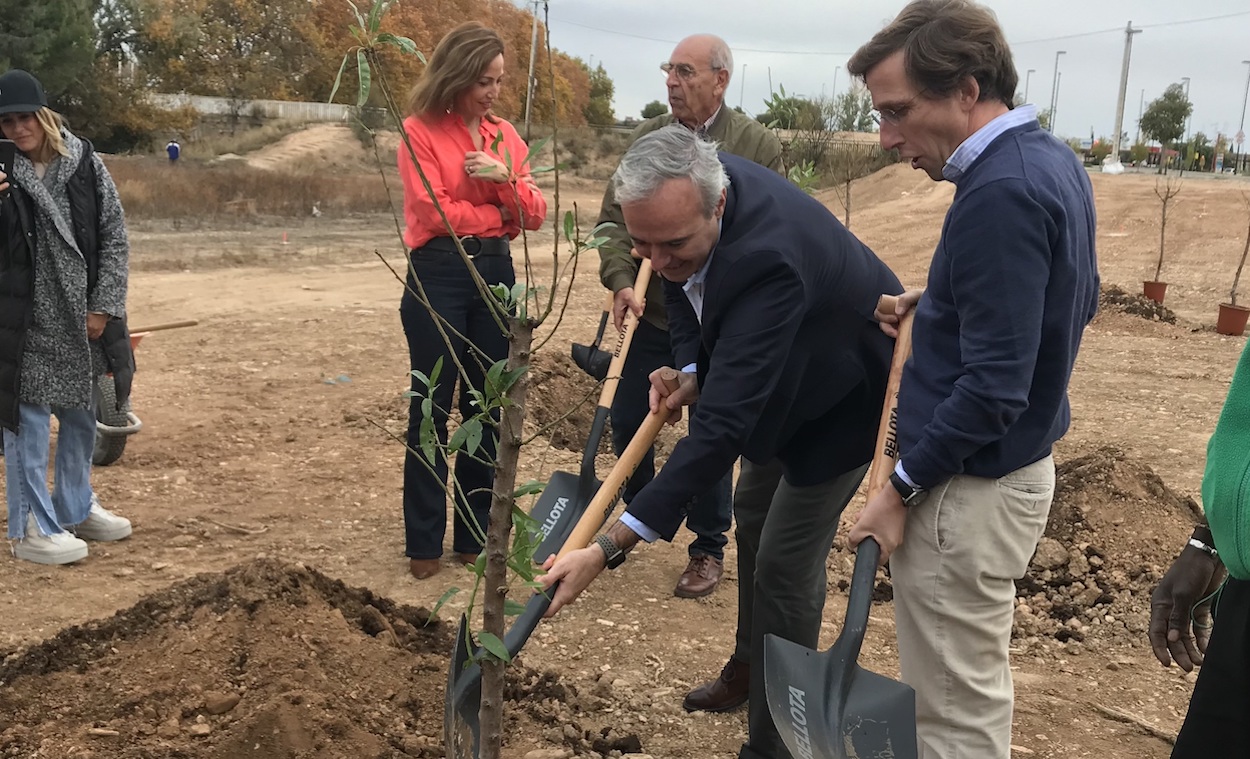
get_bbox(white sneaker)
[74,496,132,542]
[12,514,89,565]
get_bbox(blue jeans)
[399,249,514,560]
[4,402,96,538]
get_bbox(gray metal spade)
[444,376,677,759]
[763,537,917,759]
[764,299,917,759]
[529,260,651,562]
[571,292,613,381]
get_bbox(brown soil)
[1100,284,1179,324]
[4,135,1250,759]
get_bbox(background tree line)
[0,0,616,152]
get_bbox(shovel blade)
[571,342,611,381]
[529,470,600,563]
[764,635,917,759]
[444,614,480,759]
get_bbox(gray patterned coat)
[9,129,129,409]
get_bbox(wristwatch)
[889,471,928,507]
[595,533,628,569]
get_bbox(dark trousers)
[1173,577,1250,756]
[732,458,870,759]
[399,250,514,560]
[610,318,733,560]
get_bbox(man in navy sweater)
[846,1,1099,757]
[540,125,902,758]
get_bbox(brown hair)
[847,0,1017,107]
[407,22,505,119]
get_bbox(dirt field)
[3,144,1249,759]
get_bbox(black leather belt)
[415,235,509,259]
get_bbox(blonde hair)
[407,22,505,120]
[31,107,68,164]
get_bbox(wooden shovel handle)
[558,367,680,557]
[129,319,199,333]
[866,295,915,500]
[597,259,652,411]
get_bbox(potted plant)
[1145,177,1182,303]
[1217,197,1250,336]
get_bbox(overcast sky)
[535,1,1250,147]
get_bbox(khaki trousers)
[890,455,1054,759]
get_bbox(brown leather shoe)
[683,657,750,712]
[457,552,480,567]
[674,554,723,598]
[409,558,440,580]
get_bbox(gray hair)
[709,37,734,76]
[612,125,730,217]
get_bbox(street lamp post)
[739,63,747,109]
[1237,60,1250,174]
[1048,50,1066,133]
[1137,88,1144,145]
[1024,68,1035,103]
[1054,71,1062,134]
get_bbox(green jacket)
[1204,338,1250,580]
[596,107,785,331]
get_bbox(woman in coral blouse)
[399,22,546,580]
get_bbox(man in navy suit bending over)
[539,125,903,759]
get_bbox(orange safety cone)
[282,231,289,245]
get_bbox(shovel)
[763,297,918,759]
[445,369,681,759]
[571,292,613,381]
[529,260,652,562]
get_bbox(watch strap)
[595,533,627,569]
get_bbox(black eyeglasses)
[660,62,720,81]
[871,90,926,126]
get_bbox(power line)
[555,20,853,55]
[1014,10,1250,46]
[557,9,1250,55]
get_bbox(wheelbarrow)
[94,319,199,466]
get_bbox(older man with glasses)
[594,34,783,611]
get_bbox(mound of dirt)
[1098,284,1177,324]
[526,350,609,454]
[0,560,647,759]
[244,124,401,174]
[1012,446,1203,650]
[814,162,954,214]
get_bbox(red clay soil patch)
[0,560,633,759]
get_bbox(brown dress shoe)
[674,554,724,598]
[409,558,440,580]
[683,657,750,712]
[457,552,480,567]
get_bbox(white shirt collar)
[943,104,1038,183]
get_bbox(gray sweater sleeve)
[87,154,129,318]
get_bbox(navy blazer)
[625,154,903,541]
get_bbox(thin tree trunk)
[478,319,534,759]
[1232,217,1250,307]
[844,178,852,230]
[1155,197,1168,282]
